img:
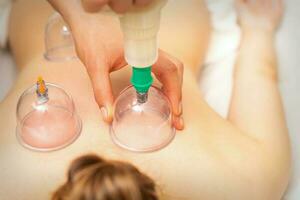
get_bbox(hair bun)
[53,154,158,200]
[67,154,104,183]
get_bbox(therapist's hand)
[47,0,184,130]
[82,0,154,13]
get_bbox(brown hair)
[52,154,158,200]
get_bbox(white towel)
[199,0,241,118]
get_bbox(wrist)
[241,28,275,40]
[239,17,279,34]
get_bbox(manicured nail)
[100,106,108,121]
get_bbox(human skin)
[0,0,290,200]
[80,0,154,13]
[48,0,185,129]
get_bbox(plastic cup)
[110,86,175,153]
[16,83,82,151]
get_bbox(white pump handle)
[119,0,167,68]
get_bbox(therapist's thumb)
[87,65,114,123]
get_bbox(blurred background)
[276,0,300,199]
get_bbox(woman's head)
[52,154,158,200]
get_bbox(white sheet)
[276,1,300,199]
[199,0,240,118]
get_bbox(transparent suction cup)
[44,12,77,61]
[16,79,82,151]
[110,86,175,153]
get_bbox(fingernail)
[178,101,183,115]
[100,106,108,121]
[178,117,184,130]
[173,115,184,131]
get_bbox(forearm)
[235,30,278,81]
[230,30,285,137]
[228,29,291,197]
[229,29,290,163]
